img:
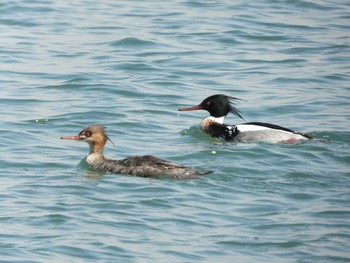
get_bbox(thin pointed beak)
[60,135,82,140]
[178,105,203,111]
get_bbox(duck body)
[200,117,310,143]
[179,94,311,143]
[61,125,211,178]
[87,153,207,177]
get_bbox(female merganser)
[60,125,211,178]
[178,94,312,143]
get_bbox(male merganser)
[178,94,312,143]
[60,125,211,178]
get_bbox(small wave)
[109,37,160,48]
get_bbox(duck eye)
[85,131,92,137]
[206,101,211,106]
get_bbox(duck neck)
[87,141,105,164]
[209,115,225,124]
[202,115,225,125]
[89,141,104,154]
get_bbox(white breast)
[200,116,225,130]
[86,153,103,165]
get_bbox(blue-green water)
[1,0,350,262]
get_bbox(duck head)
[178,94,245,120]
[61,125,112,154]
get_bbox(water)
[1,0,350,262]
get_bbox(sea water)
[1,1,349,262]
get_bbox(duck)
[178,94,312,143]
[60,125,212,178]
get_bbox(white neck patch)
[205,116,225,124]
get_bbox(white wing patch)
[236,124,275,132]
[235,124,308,143]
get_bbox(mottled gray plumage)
[61,125,211,178]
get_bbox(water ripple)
[1,0,350,262]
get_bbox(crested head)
[78,125,108,146]
[61,125,114,155]
[197,94,245,120]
